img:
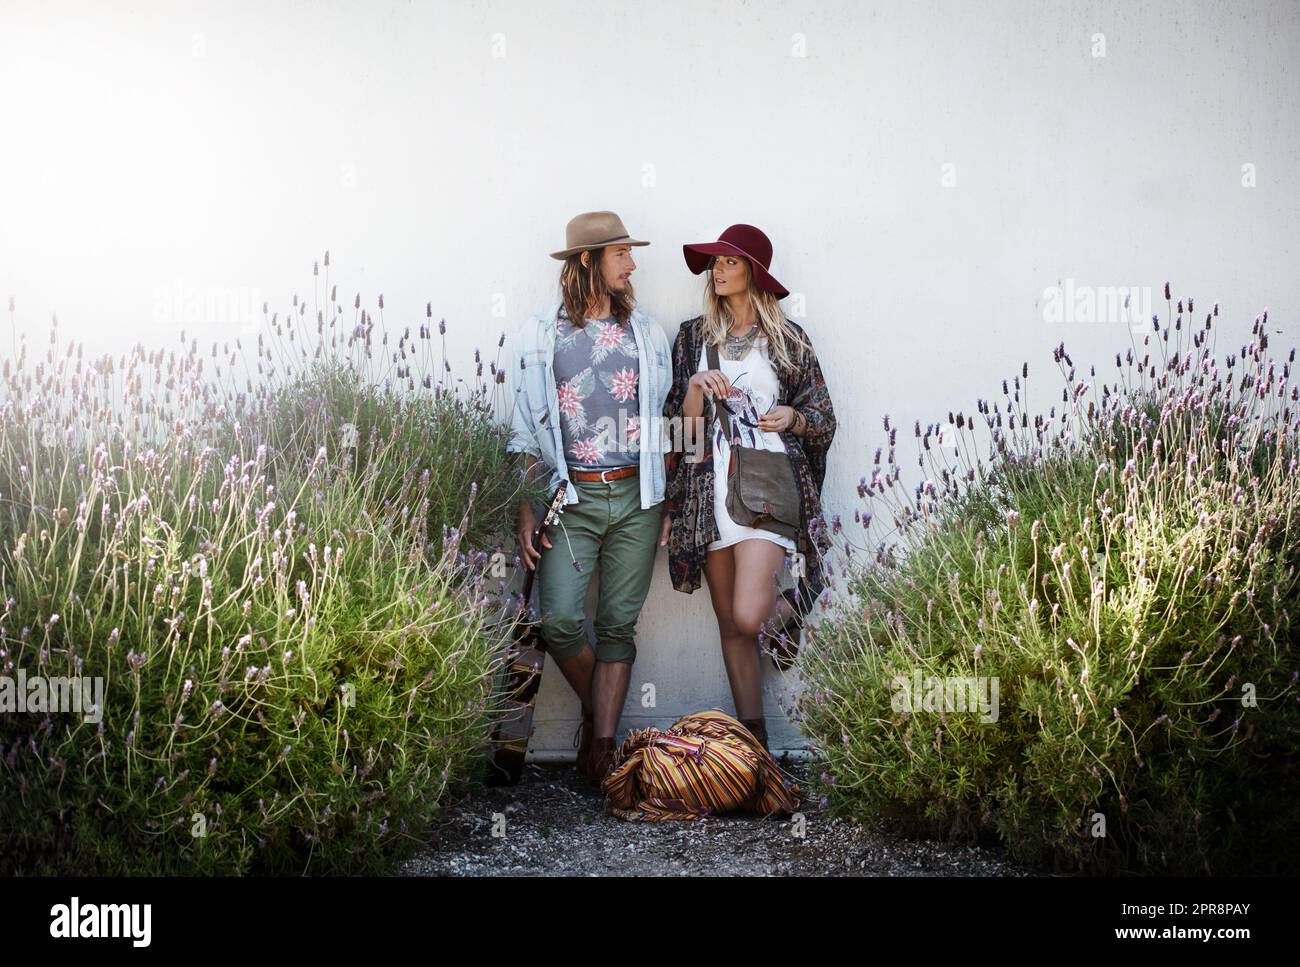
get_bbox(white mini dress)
[697,335,798,553]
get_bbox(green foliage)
[0,268,533,874]
[800,297,1300,874]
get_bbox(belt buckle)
[599,468,614,483]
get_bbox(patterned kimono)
[663,315,837,607]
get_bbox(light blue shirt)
[508,302,671,508]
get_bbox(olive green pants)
[537,475,664,664]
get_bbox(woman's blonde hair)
[700,256,807,374]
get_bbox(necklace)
[723,323,759,361]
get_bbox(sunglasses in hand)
[714,376,762,428]
[717,397,761,428]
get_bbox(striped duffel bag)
[602,709,802,821]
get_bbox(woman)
[660,223,836,752]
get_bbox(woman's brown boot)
[587,737,617,788]
[740,717,769,753]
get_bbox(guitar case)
[485,481,568,786]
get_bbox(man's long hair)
[700,256,807,375]
[558,247,636,328]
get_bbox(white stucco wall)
[2,0,1298,755]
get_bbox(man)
[508,210,672,787]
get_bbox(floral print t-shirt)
[552,311,641,468]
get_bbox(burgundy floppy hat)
[682,223,789,300]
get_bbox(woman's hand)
[757,405,797,433]
[658,514,672,547]
[688,369,731,401]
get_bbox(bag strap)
[705,340,725,435]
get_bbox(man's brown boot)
[572,708,594,777]
[587,737,617,789]
[740,717,769,753]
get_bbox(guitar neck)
[519,524,544,604]
[519,482,566,610]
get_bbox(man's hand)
[658,513,672,547]
[517,500,552,571]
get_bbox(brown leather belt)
[568,465,639,483]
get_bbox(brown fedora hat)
[682,223,789,299]
[550,211,650,260]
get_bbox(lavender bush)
[0,256,534,874]
[797,287,1299,874]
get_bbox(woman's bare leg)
[729,539,786,716]
[704,540,785,720]
[704,546,758,720]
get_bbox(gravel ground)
[394,759,1045,877]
